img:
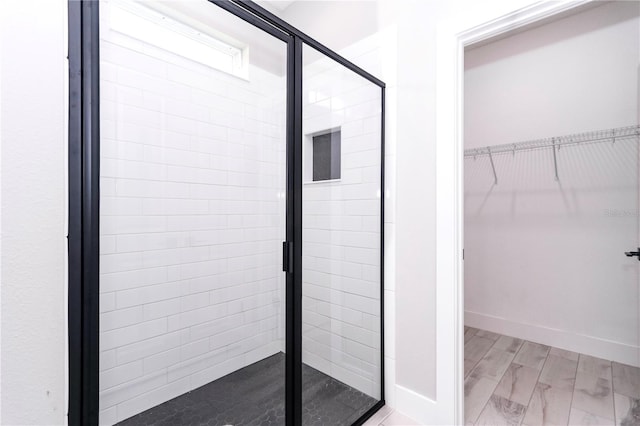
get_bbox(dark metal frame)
[68,1,385,425]
[68,1,100,424]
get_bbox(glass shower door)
[301,44,384,425]
[97,1,288,424]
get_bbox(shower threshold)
[116,352,377,426]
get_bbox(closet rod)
[464,125,640,158]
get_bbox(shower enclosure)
[68,1,385,425]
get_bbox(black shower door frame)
[68,1,385,425]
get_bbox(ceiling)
[256,0,297,13]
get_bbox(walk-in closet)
[463,2,640,424]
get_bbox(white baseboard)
[465,310,640,367]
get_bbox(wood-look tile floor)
[464,327,640,426]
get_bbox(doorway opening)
[462,2,640,424]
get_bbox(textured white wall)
[464,1,640,366]
[0,0,68,424]
[97,3,287,422]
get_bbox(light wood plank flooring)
[464,327,640,425]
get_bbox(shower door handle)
[625,248,640,260]
[283,241,293,273]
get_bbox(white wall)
[464,1,640,367]
[465,1,639,149]
[0,0,68,424]
[0,9,3,421]
[97,2,287,423]
[390,2,438,403]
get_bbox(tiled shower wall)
[97,6,286,423]
[97,2,383,423]
[302,50,383,399]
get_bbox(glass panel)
[302,44,383,425]
[98,1,287,424]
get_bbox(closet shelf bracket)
[488,147,497,185]
[552,137,559,181]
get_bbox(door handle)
[625,248,640,260]
[282,241,293,273]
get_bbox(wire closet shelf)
[464,125,640,158]
[464,125,640,184]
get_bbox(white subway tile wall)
[302,45,383,399]
[98,1,385,423]
[98,2,287,423]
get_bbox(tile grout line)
[516,340,549,426]
[463,327,488,425]
[501,337,526,422]
[464,328,484,380]
[610,359,616,425]
[465,327,492,425]
[564,351,580,426]
[472,332,519,425]
[465,330,502,424]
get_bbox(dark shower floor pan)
[116,352,378,426]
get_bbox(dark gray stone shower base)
[116,352,378,426]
